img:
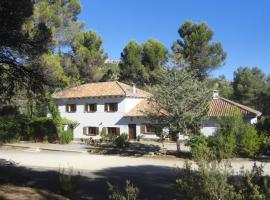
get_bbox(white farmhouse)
[52,81,262,140]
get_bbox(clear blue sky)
[79,0,270,80]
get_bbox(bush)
[29,117,58,142]
[188,135,214,161]
[0,114,30,143]
[59,128,73,144]
[101,130,117,144]
[58,167,80,197]
[107,180,139,200]
[260,136,270,155]
[237,125,261,157]
[256,116,270,155]
[176,160,270,200]
[114,133,129,148]
[176,160,236,200]
[208,132,237,161]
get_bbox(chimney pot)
[213,90,219,99]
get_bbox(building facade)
[52,82,262,140]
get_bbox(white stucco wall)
[200,116,258,137]
[54,97,147,139]
[200,117,217,136]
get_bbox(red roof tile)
[52,81,151,99]
[126,97,262,117]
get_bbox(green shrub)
[188,135,214,161]
[176,160,270,200]
[107,180,139,200]
[114,133,129,148]
[260,136,270,155]
[58,167,80,197]
[59,128,73,144]
[238,125,261,157]
[208,132,237,161]
[0,114,30,143]
[207,112,243,160]
[101,130,117,143]
[29,117,58,142]
[176,160,236,200]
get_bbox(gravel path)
[0,149,269,174]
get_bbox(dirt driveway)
[0,148,269,174]
[0,148,269,199]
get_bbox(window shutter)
[96,127,99,135]
[84,104,88,112]
[115,103,118,112]
[94,104,97,112]
[66,105,69,112]
[116,128,120,136]
[140,124,146,134]
[83,127,87,135]
[105,103,108,111]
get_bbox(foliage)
[58,167,80,197]
[115,133,129,148]
[71,30,108,83]
[147,68,211,140]
[188,135,214,161]
[207,112,243,160]
[260,136,270,155]
[29,117,58,142]
[107,180,140,200]
[232,163,270,200]
[59,128,73,144]
[100,62,120,81]
[119,39,168,86]
[0,112,30,143]
[176,160,270,200]
[0,0,52,102]
[233,67,269,110]
[207,75,233,99]
[119,41,145,86]
[100,131,117,144]
[207,112,262,159]
[172,21,226,80]
[32,0,83,48]
[36,53,70,89]
[48,100,75,144]
[177,160,236,200]
[238,125,261,157]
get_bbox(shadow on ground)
[0,158,183,200]
[90,142,162,157]
[91,142,192,160]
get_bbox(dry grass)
[0,185,69,200]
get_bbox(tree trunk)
[176,132,181,152]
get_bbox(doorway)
[128,124,136,140]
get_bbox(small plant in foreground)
[176,160,270,200]
[58,167,80,197]
[107,180,139,200]
[114,133,129,148]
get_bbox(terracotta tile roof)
[126,99,153,117]
[208,97,262,117]
[52,81,151,99]
[126,97,262,117]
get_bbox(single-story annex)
[51,81,262,140]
